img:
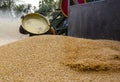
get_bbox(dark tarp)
[68,0,120,41]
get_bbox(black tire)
[29,33,36,36]
[19,25,28,34]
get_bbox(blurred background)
[0,0,62,45]
[0,0,120,45]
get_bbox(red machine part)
[60,0,85,17]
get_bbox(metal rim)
[21,13,50,34]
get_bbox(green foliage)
[0,0,15,9]
[14,4,25,12]
[36,0,55,16]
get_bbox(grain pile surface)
[0,35,120,82]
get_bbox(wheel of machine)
[21,13,51,35]
[29,27,56,36]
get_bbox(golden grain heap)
[0,35,120,82]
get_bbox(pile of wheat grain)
[0,35,120,82]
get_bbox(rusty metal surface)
[68,0,120,41]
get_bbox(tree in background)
[36,0,55,17]
[0,0,22,17]
[0,0,34,17]
[0,0,14,12]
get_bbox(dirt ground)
[0,35,120,82]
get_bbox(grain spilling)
[0,35,120,82]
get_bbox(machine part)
[60,0,85,17]
[19,25,29,34]
[21,13,50,35]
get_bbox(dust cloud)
[0,10,29,46]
